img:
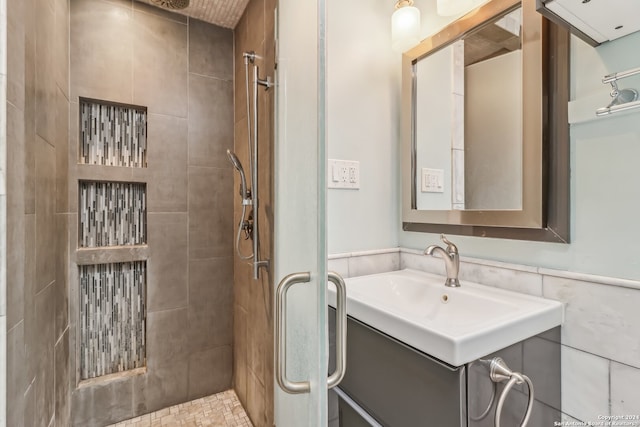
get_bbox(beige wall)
[68,1,234,425]
[6,0,71,425]
[233,0,276,425]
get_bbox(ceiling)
[136,0,249,29]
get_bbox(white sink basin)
[327,268,563,366]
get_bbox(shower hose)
[473,357,535,427]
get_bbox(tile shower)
[4,0,272,424]
[6,0,240,425]
[67,1,235,425]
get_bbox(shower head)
[149,0,190,10]
[226,149,250,200]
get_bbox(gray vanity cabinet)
[329,309,466,426]
[329,308,561,427]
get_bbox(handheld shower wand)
[227,149,253,260]
[226,149,251,204]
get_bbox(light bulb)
[392,1,421,53]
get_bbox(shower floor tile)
[109,389,253,427]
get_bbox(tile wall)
[5,0,71,425]
[79,261,147,380]
[0,0,7,424]
[233,1,276,426]
[69,1,235,425]
[329,248,640,424]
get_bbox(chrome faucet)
[425,234,460,287]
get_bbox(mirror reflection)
[414,8,523,211]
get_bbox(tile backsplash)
[79,181,147,248]
[329,247,640,423]
[79,99,147,168]
[79,261,147,380]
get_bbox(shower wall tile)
[146,114,187,213]
[245,0,265,54]
[54,213,70,343]
[6,103,25,329]
[24,214,36,382]
[189,19,233,81]
[68,102,79,213]
[188,74,234,168]
[35,137,57,293]
[233,306,248,404]
[132,358,189,417]
[7,323,26,427]
[24,0,36,215]
[24,383,36,427]
[146,308,188,369]
[7,0,25,109]
[54,329,71,427]
[188,166,233,259]
[56,88,70,213]
[70,0,133,103]
[35,281,56,427]
[7,0,70,424]
[234,12,248,124]
[147,213,188,312]
[189,257,233,314]
[35,0,56,144]
[133,10,188,117]
[187,295,233,354]
[55,0,70,99]
[71,375,135,427]
[187,345,233,400]
[246,371,267,427]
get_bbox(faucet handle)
[440,234,458,255]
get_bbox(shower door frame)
[273,0,329,425]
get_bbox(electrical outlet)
[328,159,360,189]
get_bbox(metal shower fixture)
[596,65,640,116]
[149,0,190,10]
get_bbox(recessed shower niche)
[79,261,147,380]
[77,98,149,382]
[79,98,147,167]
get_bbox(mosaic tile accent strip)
[108,389,253,427]
[79,181,147,248]
[80,261,147,380]
[80,99,147,167]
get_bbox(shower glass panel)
[274,0,328,425]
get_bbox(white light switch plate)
[421,168,444,193]
[329,159,360,189]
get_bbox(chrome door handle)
[275,272,312,394]
[327,271,347,389]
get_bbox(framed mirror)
[401,0,570,242]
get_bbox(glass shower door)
[273,0,329,425]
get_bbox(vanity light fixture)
[437,0,474,16]
[392,0,421,53]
